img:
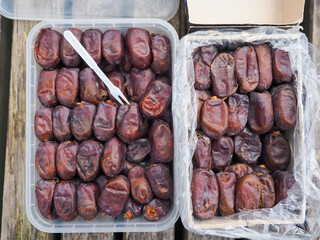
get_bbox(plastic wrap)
[173,27,320,239]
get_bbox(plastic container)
[25,18,179,233]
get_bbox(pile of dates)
[33,27,173,222]
[191,44,297,219]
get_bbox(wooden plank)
[0,20,58,240]
[123,228,174,240]
[62,233,114,240]
[187,232,234,240]
[310,0,320,48]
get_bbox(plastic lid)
[186,0,305,25]
[0,0,179,21]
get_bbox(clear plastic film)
[172,27,320,239]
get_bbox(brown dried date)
[122,160,139,176]
[273,49,293,84]
[102,29,125,65]
[201,98,229,139]
[77,182,99,220]
[224,163,253,180]
[117,102,142,143]
[106,72,126,102]
[37,69,59,107]
[76,140,103,182]
[126,28,152,70]
[128,166,153,204]
[272,84,297,130]
[196,90,211,102]
[235,174,261,212]
[193,134,212,170]
[225,93,249,136]
[149,120,173,163]
[140,80,172,119]
[127,138,151,163]
[97,175,130,217]
[259,174,275,208]
[248,91,274,134]
[191,169,219,219]
[140,117,150,138]
[52,105,72,142]
[56,141,78,180]
[254,44,272,92]
[145,163,172,200]
[143,198,171,222]
[263,132,290,171]
[35,107,54,142]
[55,67,79,108]
[273,171,296,204]
[151,35,171,75]
[60,28,82,67]
[101,137,126,177]
[34,28,61,70]
[211,53,237,97]
[125,68,155,102]
[94,174,109,193]
[81,29,102,64]
[35,141,58,180]
[216,172,236,216]
[197,100,203,130]
[124,196,143,219]
[79,68,108,105]
[234,127,262,165]
[211,136,234,171]
[35,179,58,220]
[120,51,132,73]
[93,100,118,141]
[234,46,259,93]
[157,75,171,86]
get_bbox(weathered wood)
[187,232,234,240]
[62,233,114,240]
[310,0,320,48]
[123,228,174,240]
[169,0,186,37]
[0,20,58,240]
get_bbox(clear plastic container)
[25,18,179,233]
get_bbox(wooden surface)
[0,0,319,240]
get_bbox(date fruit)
[106,72,126,102]
[193,134,212,170]
[55,68,80,108]
[145,163,172,200]
[143,198,171,222]
[216,172,236,216]
[272,84,297,130]
[77,182,99,220]
[128,166,153,204]
[52,105,72,142]
[76,140,103,182]
[151,34,171,75]
[201,98,229,139]
[140,80,172,119]
[101,137,126,177]
[56,141,78,180]
[248,91,274,134]
[70,101,96,141]
[37,69,59,107]
[126,28,152,70]
[225,163,253,180]
[124,196,143,219]
[235,174,261,212]
[149,120,173,163]
[60,28,82,67]
[54,181,78,222]
[225,93,249,136]
[254,44,272,92]
[273,49,293,84]
[127,138,151,163]
[35,179,58,219]
[211,136,234,171]
[117,102,142,143]
[259,174,275,208]
[35,141,58,180]
[34,28,61,70]
[81,29,102,64]
[94,174,109,193]
[191,169,219,219]
[196,90,211,102]
[234,46,259,93]
[234,127,262,165]
[102,29,125,66]
[122,160,139,176]
[211,53,237,97]
[273,171,296,204]
[97,175,130,217]
[79,68,108,105]
[93,100,118,141]
[35,107,54,142]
